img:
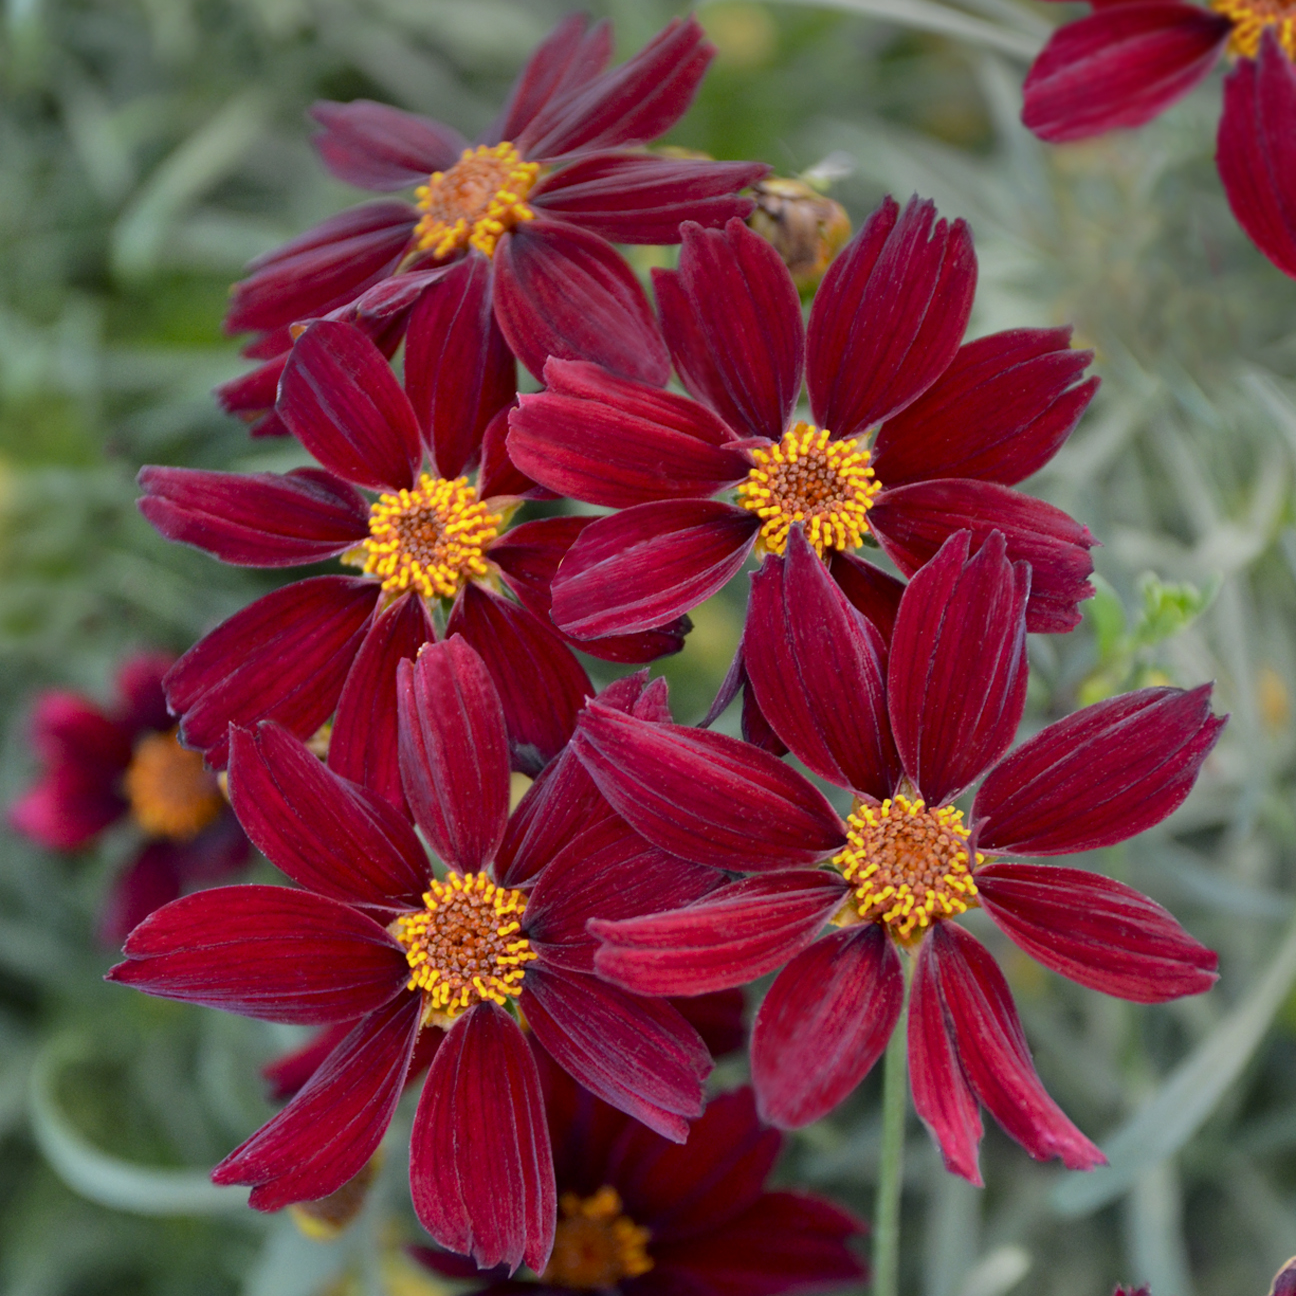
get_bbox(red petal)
[974,684,1226,855]
[276,320,423,492]
[751,925,904,1129]
[929,923,1105,1170]
[807,195,976,436]
[113,652,175,733]
[532,154,765,243]
[574,702,845,871]
[138,466,369,567]
[404,254,517,478]
[108,885,410,1023]
[215,352,285,421]
[869,478,1095,634]
[670,988,746,1060]
[478,402,544,501]
[395,637,510,873]
[887,530,1030,805]
[549,499,758,639]
[591,870,847,996]
[828,551,905,642]
[508,358,748,507]
[213,995,420,1208]
[165,577,378,768]
[1022,3,1229,142]
[99,843,184,946]
[309,100,467,191]
[262,1022,352,1102]
[227,722,428,909]
[977,862,1218,1002]
[653,219,804,441]
[871,328,1099,487]
[410,1005,555,1275]
[1218,33,1296,280]
[493,221,669,385]
[744,531,900,799]
[520,965,709,1142]
[447,585,591,777]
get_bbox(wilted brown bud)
[747,176,851,292]
[290,1155,382,1238]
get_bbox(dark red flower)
[413,1061,866,1295]
[1023,4,1296,278]
[508,202,1098,639]
[219,14,767,437]
[107,644,725,1273]
[8,652,249,943]
[573,527,1224,1182]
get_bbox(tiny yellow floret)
[414,142,539,259]
[736,421,880,557]
[1212,0,1296,59]
[124,728,224,841]
[541,1186,654,1290]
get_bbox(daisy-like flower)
[508,202,1099,642]
[108,643,726,1272]
[1023,4,1296,278]
[572,527,1223,1181]
[140,320,685,786]
[413,1061,866,1295]
[8,653,248,942]
[219,13,767,438]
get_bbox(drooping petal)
[404,254,517,478]
[806,195,976,436]
[309,100,468,191]
[99,843,184,946]
[107,886,410,1023]
[531,154,765,243]
[887,530,1030,805]
[212,994,421,1208]
[215,352,287,428]
[868,478,1095,634]
[652,218,805,442]
[591,870,848,996]
[976,863,1218,1002]
[928,923,1105,1170]
[549,500,758,640]
[227,723,428,910]
[410,1004,555,1276]
[520,964,709,1143]
[1218,32,1296,281]
[572,703,846,871]
[276,320,423,492]
[751,925,904,1129]
[493,221,669,385]
[508,358,748,507]
[137,466,369,567]
[871,328,1099,487]
[1021,3,1229,143]
[828,551,905,642]
[396,637,510,874]
[165,577,379,768]
[744,530,899,799]
[973,684,1225,855]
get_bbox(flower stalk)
[873,953,911,1296]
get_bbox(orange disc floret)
[123,728,224,841]
[413,142,540,259]
[541,1186,654,1290]
[1212,0,1296,59]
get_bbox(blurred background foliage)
[1,1,1294,1294]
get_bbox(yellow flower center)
[123,728,223,841]
[540,1187,653,1290]
[413,142,539,259]
[1212,0,1296,58]
[362,474,500,601]
[392,872,537,1025]
[833,794,982,943]
[736,421,880,557]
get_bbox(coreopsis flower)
[413,1061,866,1295]
[508,201,1099,642]
[8,653,248,942]
[1023,4,1296,278]
[141,320,684,786]
[219,13,767,438]
[574,527,1224,1182]
[107,644,724,1272]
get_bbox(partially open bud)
[747,176,851,292]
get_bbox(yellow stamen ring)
[540,1186,654,1290]
[1212,0,1296,59]
[123,728,224,841]
[413,142,539,260]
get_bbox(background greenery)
[1,2,1293,1293]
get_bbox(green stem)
[872,957,912,1296]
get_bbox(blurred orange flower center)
[1212,0,1296,58]
[540,1187,653,1289]
[123,728,223,841]
[392,872,537,1025]
[736,421,880,557]
[413,142,539,259]
[833,793,981,943]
